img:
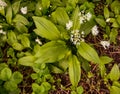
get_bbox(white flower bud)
[20,6,27,14]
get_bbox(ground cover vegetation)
[0,0,120,94]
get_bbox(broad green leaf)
[7,31,18,45]
[6,6,12,24]
[15,22,28,33]
[110,86,120,94]
[33,17,61,40]
[0,68,12,81]
[12,42,24,51]
[110,28,118,44]
[69,55,81,87]
[113,81,120,88]
[34,41,68,64]
[51,7,69,26]
[100,56,113,64]
[19,35,30,48]
[13,14,29,25]
[72,6,80,30]
[18,55,35,66]
[109,64,120,81]
[104,6,110,19]
[77,42,100,64]
[12,0,21,15]
[95,18,106,27]
[11,71,23,84]
[4,81,17,92]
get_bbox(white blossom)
[35,38,42,45]
[0,29,6,35]
[86,12,92,21]
[79,11,92,24]
[91,25,99,36]
[70,30,85,45]
[66,20,73,30]
[106,18,110,22]
[20,6,27,14]
[39,7,42,10]
[0,0,7,7]
[79,16,85,24]
[0,0,7,10]
[100,41,110,49]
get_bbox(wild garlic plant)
[0,0,119,93]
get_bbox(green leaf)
[11,71,23,84]
[110,86,120,94]
[72,7,80,30]
[99,64,106,78]
[117,15,120,25]
[42,0,50,12]
[113,81,120,88]
[6,6,12,24]
[19,35,30,48]
[32,83,45,93]
[110,28,118,44]
[33,17,61,40]
[109,64,120,81]
[104,6,110,19]
[111,1,120,14]
[12,42,24,51]
[0,63,8,71]
[95,17,106,27]
[69,55,81,87]
[100,56,113,64]
[49,64,64,73]
[13,14,29,25]
[7,31,18,45]
[15,22,28,33]
[51,7,69,26]
[4,81,17,92]
[77,42,100,64]
[12,0,21,15]
[77,86,84,94]
[18,56,35,66]
[106,0,112,5]
[34,41,68,64]
[0,68,12,81]
[42,82,51,91]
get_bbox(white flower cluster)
[79,11,92,24]
[0,0,7,10]
[35,37,42,45]
[91,25,99,36]
[70,30,85,45]
[66,20,85,45]
[20,6,27,14]
[0,29,6,35]
[66,20,73,30]
[100,41,110,49]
